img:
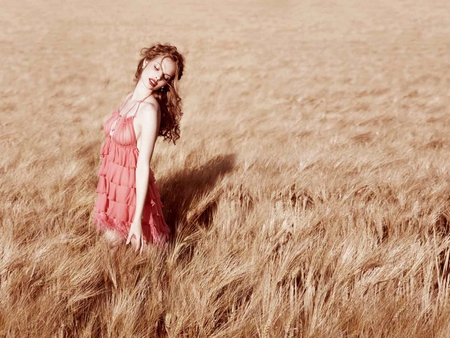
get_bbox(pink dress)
[93,99,171,246]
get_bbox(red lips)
[149,78,157,87]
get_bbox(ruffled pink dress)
[93,100,171,246]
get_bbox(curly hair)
[134,43,185,144]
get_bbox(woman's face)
[140,56,176,92]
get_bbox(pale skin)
[103,55,176,253]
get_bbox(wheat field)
[1,0,450,336]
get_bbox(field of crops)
[1,0,450,336]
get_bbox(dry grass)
[2,0,450,336]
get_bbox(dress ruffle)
[100,137,139,168]
[98,158,137,187]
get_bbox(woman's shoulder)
[135,98,160,120]
[124,92,133,102]
[117,92,133,109]
[140,96,160,112]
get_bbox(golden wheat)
[1,0,450,337]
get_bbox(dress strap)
[131,100,144,119]
[118,94,132,112]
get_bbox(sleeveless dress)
[93,98,171,247]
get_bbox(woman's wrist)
[131,217,142,226]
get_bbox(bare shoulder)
[136,99,160,122]
[122,92,133,103]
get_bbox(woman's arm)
[132,103,160,223]
[126,101,160,251]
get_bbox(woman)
[93,43,185,253]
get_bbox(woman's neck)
[131,81,153,102]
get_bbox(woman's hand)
[126,219,145,253]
